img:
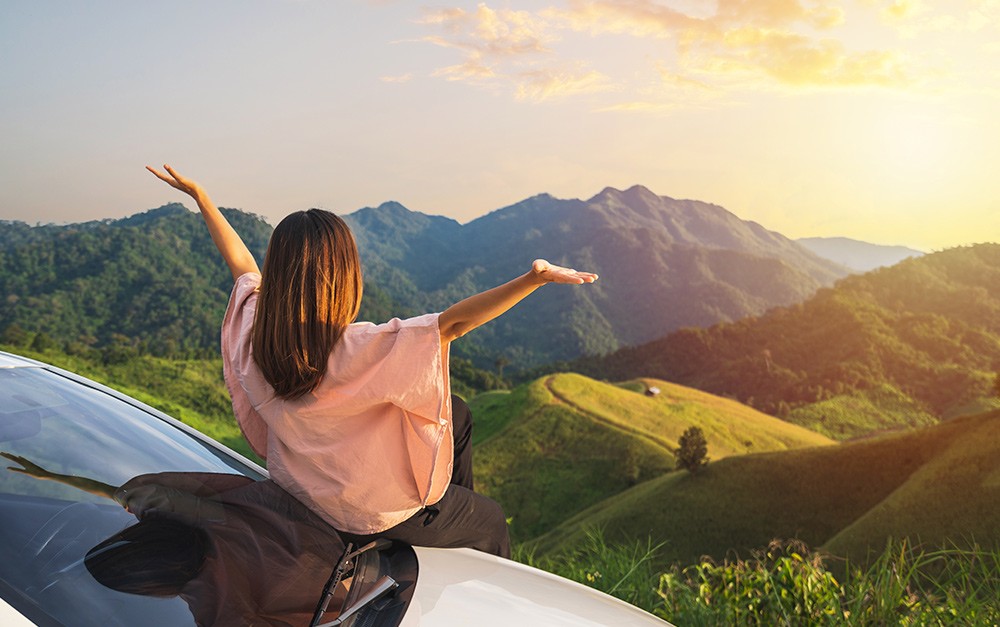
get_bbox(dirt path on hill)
[542,376,676,455]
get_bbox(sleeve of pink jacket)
[221,272,269,459]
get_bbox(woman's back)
[223,273,454,535]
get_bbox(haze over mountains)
[797,236,924,272]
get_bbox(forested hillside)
[575,244,1000,438]
[0,205,397,358]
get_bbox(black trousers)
[339,396,511,558]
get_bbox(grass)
[824,410,1000,560]
[943,396,1000,420]
[516,529,666,612]
[553,374,833,457]
[532,412,994,568]
[655,539,1000,625]
[786,383,938,441]
[471,373,832,542]
[472,381,676,540]
[522,531,1000,626]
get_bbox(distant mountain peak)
[590,186,624,202]
[116,203,191,227]
[623,184,657,197]
[360,200,458,226]
[589,184,659,202]
[374,200,411,213]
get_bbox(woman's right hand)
[530,259,599,285]
[146,164,206,200]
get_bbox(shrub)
[675,426,709,473]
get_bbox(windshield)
[0,365,412,627]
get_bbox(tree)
[29,332,56,353]
[676,426,709,474]
[1,324,29,347]
[495,355,510,380]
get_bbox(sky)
[1,0,998,250]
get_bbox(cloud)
[869,0,1000,37]
[431,55,497,82]
[514,67,611,100]
[541,0,699,37]
[548,0,909,88]
[415,2,613,101]
[417,4,553,56]
[713,0,843,28]
[412,0,919,104]
[686,26,909,87]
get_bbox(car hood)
[401,547,673,626]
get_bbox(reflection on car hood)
[404,547,673,627]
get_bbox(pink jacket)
[221,273,453,534]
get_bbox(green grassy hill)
[531,409,1000,568]
[824,409,1000,559]
[471,373,833,541]
[785,383,939,439]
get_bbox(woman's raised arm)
[146,165,260,281]
[438,259,597,346]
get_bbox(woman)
[147,165,597,558]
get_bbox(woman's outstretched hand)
[146,164,205,200]
[145,164,260,280]
[2,451,56,481]
[531,259,598,285]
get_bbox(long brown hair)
[252,209,363,399]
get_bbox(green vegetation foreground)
[528,532,1000,625]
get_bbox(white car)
[0,351,671,626]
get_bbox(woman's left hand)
[146,164,205,200]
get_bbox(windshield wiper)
[318,576,399,627]
[310,538,394,627]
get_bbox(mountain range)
[344,185,849,366]
[0,186,851,368]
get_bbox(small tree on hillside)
[495,355,510,380]
[676,426,709,474]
